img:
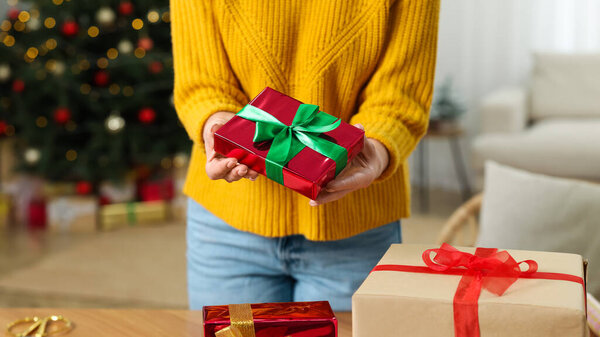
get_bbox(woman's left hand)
[309,124,389,206]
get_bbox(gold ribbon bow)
[215,303,256,337]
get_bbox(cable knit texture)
[171,0,440,241]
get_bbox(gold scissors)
[6,315,72,337]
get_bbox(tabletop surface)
[1,308,352,337]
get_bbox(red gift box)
[203,301,337,337]
[214,87,364,200]
[138,178,174,202]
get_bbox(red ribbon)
[371,243,585,337]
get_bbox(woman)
[171,0,439,311]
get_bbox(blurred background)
[0,0,599,317]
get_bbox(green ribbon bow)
[236,104,348,185]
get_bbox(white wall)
[411,0,600,191]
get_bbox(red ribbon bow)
[372,244,585,337]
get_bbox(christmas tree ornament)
[76,181,93,195]
[96,7,116,26]
[137,37,153,51]
[105,114,125,133]
[93,70,110,86]
[12,79,25,92]
[27,17,41,30]
[24,148,41,164]
[148,61,163,74]
[118,1,134,16]
[0,121,7,135]
[7,8,20,21]
[61,20,79,37]
[0,64,10,82]
[173,153,189,168]
[138,107,156,124]
[117,39,133,54]
[53,107,72,125]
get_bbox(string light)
[106,48,118,59]
[131,18,143,30]
[161,157,172,169]
[66,149,77,161]
[79,59,90,70]
[134,47,145,58]
[45,59,57,71]
[96,57,108,69]
[87,26,99,37]
[122,86,134,96]
[53,0,64,5]
[162,12,170,23]
[44,17,56,29]
[26,47,39,59]
[147,11,159,23]
[80,83,91,94]
[36,116,48,128]
[3,35,15,47]
[45,38,57,49]
[109,83,120,95]
[18,11,30,23]
[13,21,25,31]
[31,9,40,19]
[1,21,11,31]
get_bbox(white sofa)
[472,53,600,183]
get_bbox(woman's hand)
[203,111,259,182]
[309,124,389,206]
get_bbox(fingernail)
[309,200,318,207]
[227,161,236,168]
[239,168,247,175]
[249,177,257,181]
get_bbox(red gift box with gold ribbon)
[214,87,364,200]
[353,244,588,337]
[203,301,337,337]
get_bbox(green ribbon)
[126,202,136,226]
[236,104,348,185]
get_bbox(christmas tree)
[0,0,189,185]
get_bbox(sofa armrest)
[479,87,528,134]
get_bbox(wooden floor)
[0,188,463,309]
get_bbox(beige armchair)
[472,53,600,184]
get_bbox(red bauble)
[138,107,156,124]
[76,181,93,195]
[0,121,7,135]
[12,79,25,93]
[137,37,154,51]
[118,1,134,16]
[149,61,163,74]
[53,107,72,125]
[7,8,20,21]
[93,70,110,87]
[61,20,80,37]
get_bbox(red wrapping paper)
[214,87,364,200]
[203,301,337,337]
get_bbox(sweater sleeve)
[350,0,440,181]
[171,0,248,146]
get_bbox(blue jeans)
[186,198,401,311]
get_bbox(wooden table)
[0,309,352,336]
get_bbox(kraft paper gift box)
[47,196,98,233]
[214,87,364,200]
[203,301,337,337]
[353,243,588,337]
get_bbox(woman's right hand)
[203,111,259,182]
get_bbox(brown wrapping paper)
[99,201,169,231]
[353,244,588,337]
[47,196,97,233]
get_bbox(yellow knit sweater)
[171,0,439,241]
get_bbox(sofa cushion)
[477,161,600,297]
[531,53,600,119]
[472,119,600,180]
